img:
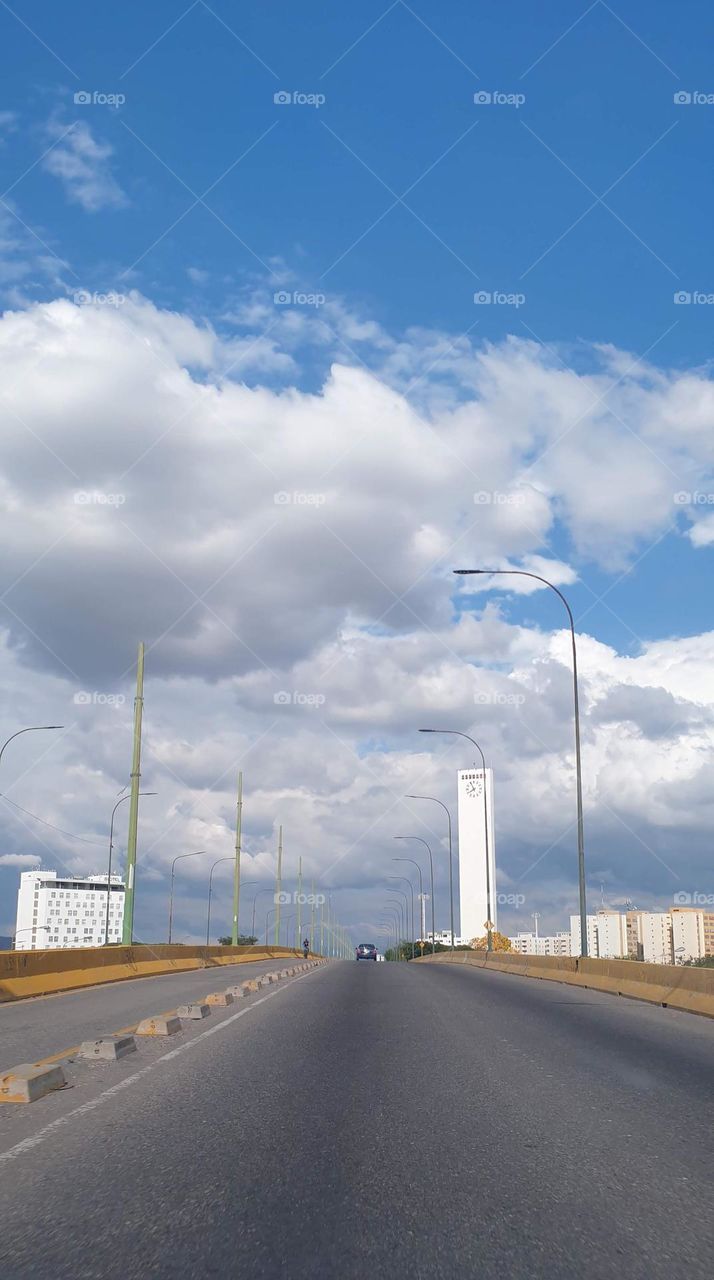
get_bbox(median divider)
[0,944,313,1003]
[414,951,714,1017]
[0,1062,66,1104]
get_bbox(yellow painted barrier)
[0,945,311,1003]
[415,951,714,1017]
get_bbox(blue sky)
[1,1,713,942]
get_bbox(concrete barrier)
[177,1003,210,1019]
[205,991,234,1007]
[81,1036,137,1061]
[135,1016,182,1037]
[0,1062,66,1104]
[414,951,714,1017]
[0,944,308,1003]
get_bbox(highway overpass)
[1,957,713,1278]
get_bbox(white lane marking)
[0,970,317,1164]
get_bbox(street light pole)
[394,837,435,954]
[387,892,408,957]
[419,728,493,952]
[393,855,424,951]
[168,849,206,944]
[405,794,455,951]
[106,790,156,946]
[251,887,272,941]
[0,725,63,769]
[454,567,588,956]
[388,876,415,958]
[206,857,232,946]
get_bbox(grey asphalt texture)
[0,956,295,1064]
[1,959,713,1279]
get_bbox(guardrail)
[414,950,714,1018]
[0,944,315,1003]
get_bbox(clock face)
[465,778,483,798]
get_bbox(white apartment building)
[509,932,572,956]
[15,870,125,950]
[457,768,497,943]
[424,930,470,948]
[671,908,706,963]
[569,913,599,958]
[628,911,673,964]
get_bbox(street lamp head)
[453,569,488,575]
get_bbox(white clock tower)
[457,768,497,944]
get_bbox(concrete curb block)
[241,979,260,993]
[80,1036,137,1061]
[177,1003,210,1019]
[205,991,234,1006]
[0,1062,66,1104]
[135,1016,182,1037]
[225,985,250,998]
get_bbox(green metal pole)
[231,770,243,946]
[297,855,302,952]
[122,641,145,945]
[320,898,324,956]
[310,879,315,953]
[274,825,283,945]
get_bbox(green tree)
[217,934,257,946]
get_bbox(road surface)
[1,959,713,1278]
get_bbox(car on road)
[355,942,378,961]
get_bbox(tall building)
[627,911,673,964]
[14,870,125,950]
[457,768,497,944]
[510,931,572,956]
[670,907,714,962]
[569,913,599,957]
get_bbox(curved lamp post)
[394,837,435,954]
[405,793,455,951]
[393,853,425,953]
[106,790,157,945]
[206,857,232,946]
[388,876,415,958]
[454,567,587,955]
[419,728,493,951]
[168,850,207,943]
[0,725,63,769]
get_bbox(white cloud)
[0,293,713,938]
[0,853,41,867]
[42,121,126,212]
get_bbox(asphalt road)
[1,959,713,1279]
[0,956,296,1064]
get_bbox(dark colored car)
[355,942,378,961]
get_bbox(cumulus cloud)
[0,293,713,939]
[0,853,42,867]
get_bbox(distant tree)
[684,955,714,967]
[217,934,257,946]
[472,931,512,951]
